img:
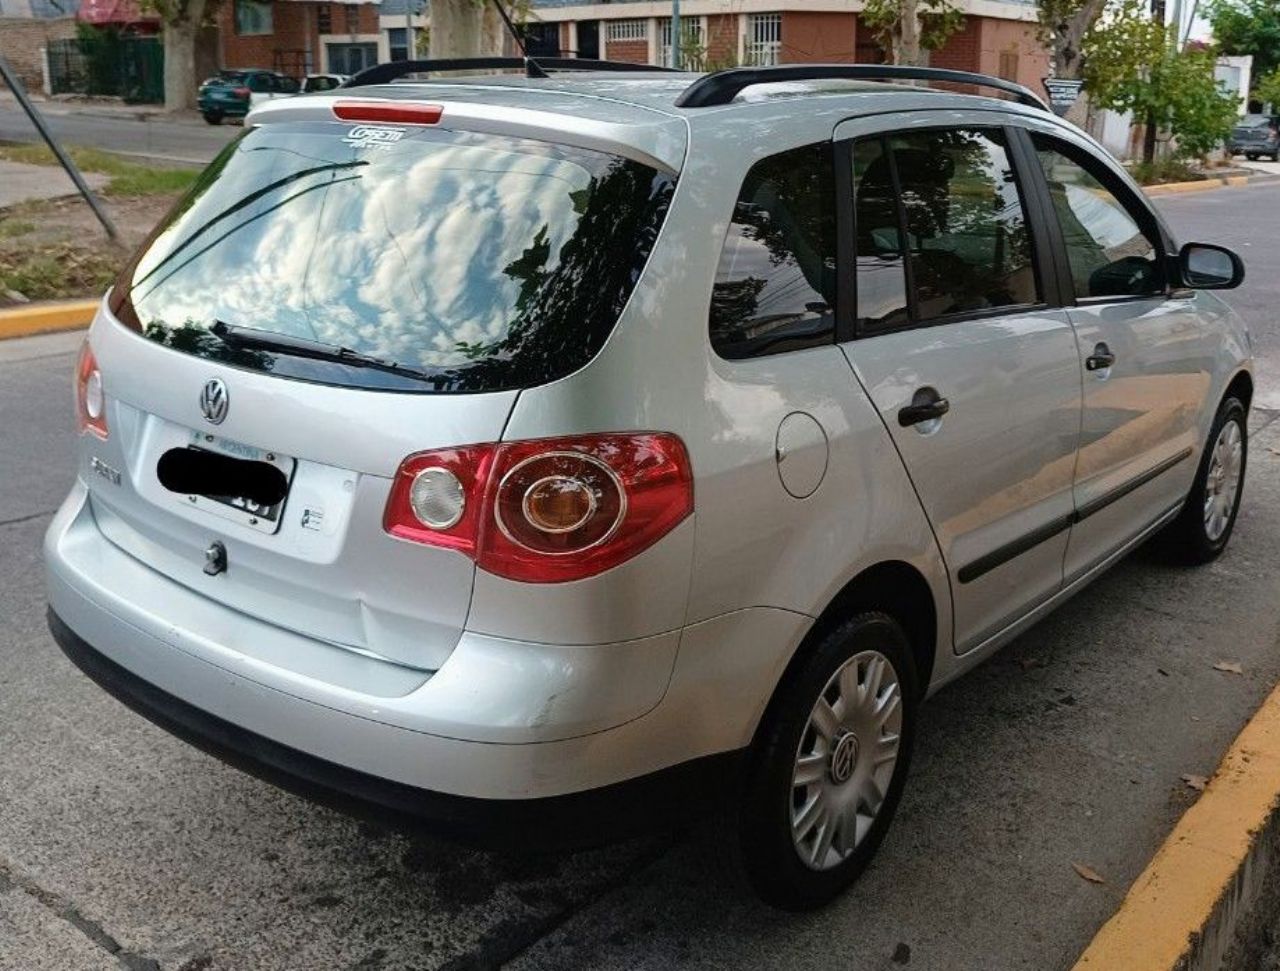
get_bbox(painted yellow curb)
[0,299,97,340]
[1144,175,1249,198]
[1073,685,1280,971]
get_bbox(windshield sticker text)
[342,125,406,151]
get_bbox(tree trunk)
[163,11,201,112]
[897,0,923,66]
[430,0,484,58]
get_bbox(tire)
[1271,151,1279,162]
[724,612,918,911]
[1163,395,1247,564]
[1247,153,1259,161]
[202,111,223,125]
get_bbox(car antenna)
[490,0,549,79]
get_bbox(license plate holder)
[180,432,296,534]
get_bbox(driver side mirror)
[1180,242,1244,290]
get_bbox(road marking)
[0,300,97,341]
[1072,677,1280,970]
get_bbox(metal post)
[671,0,681,69]
[405,0,412,59]
[0,54,119,242]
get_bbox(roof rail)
[673,64,1049,111]
[345,57,677,89]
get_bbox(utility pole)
[671,0,681,69]
[406,0,412,59]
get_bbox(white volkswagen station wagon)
[46,59,1251,910]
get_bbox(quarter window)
[1031,134,1162,299]
[851,139,909,330]
[709,143,836,359]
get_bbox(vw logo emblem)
[829,731,859,785]
[199,378,229,425]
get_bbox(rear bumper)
[44,480,692,798]
[48,608,740,846]
[198,98,248,116]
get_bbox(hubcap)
[1203,420,1243,542]
[790,650,903,872]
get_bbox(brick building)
[215,0,390,77]
[528,0,1050,95]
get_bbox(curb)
[1072,679,1280,971]
[1144,175,1250,197]
[0,300,97,341]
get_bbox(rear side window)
[1031,134,1162,299]
[852,128,1039,329]
[110,123,675,393]
[709,143,836,359]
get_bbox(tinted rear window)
[111,122,675,393]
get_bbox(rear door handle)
[898,391,950,427]
[1086,343,1116,371]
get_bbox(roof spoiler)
[673,64,1048,111]
[344,57,677,88]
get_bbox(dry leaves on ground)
[1181,773,1209,792]
[1213,661,1245,675]
[1072,862,1106,884]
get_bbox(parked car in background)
[301,73,349,93]
[1228,114,1280,160]
[198,69,300,125]
[50,60,1252,912]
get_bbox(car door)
[1022,126,1211,581]
[835,117,1083,652]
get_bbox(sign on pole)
[1043,77,1085,117]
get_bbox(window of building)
[388,26,409,62]
[997,50,1019,81]
[1031,134,1163,298]
[658,16,704,69]
[344,3,359,32]
[234,0,272,36]
[606,19,646,42]
[852,128,1039,328]
[709,143,836,359]
[744,13,782,66]
[317,4,332,33]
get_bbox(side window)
[709,143,836,360]
[897,128,1039,322]
[1031,134,1162,299]
[247,73,271,94]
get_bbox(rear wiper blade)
[211,321,432,380]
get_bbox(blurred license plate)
[183,431,296,534]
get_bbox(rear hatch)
[90,104,676,672]
[198,72,251,108]
[1233,116,1273,143]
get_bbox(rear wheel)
[1163,395,1247,563]
[202,110,223,125]
[727,612,917,910]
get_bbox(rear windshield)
[1239,115,1274,129]
[110,122,675,393]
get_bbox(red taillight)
[383,433,693,583]
[332,101,443,125]
[75,341,108,439]
[232,86,250,99]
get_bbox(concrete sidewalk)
[0,159,109,209]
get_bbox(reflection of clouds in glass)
[131,129,595,368]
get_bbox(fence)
[47,33,163,104]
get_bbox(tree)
[859,0,964,65]
[1084,0,1238,160]
[429,0,531,59]
[1255,68,1280,109]
[1207,0,1280,86]
[147,0,214,111]
[1036,0,1110,78]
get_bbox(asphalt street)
[0,100,237,166]
[1,185,1279,971]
